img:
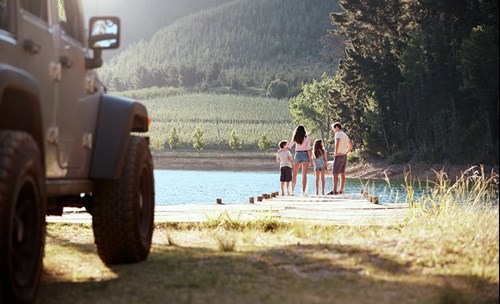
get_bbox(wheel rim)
[138,165,153,242]
[10,177,42,289]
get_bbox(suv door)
[17,0,63,177]
[55,0,93,178]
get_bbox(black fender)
[90,94,149,179]
[0,64,44,158]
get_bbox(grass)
[38,169,499,304]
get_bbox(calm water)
[154,170,409,205]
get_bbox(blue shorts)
[294,151,310,164]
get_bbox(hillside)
[98,0,341,94]
[82,0,234,59]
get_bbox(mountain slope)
[98,0,341,93]
[82,0,235,58]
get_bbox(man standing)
[328,122,352,195]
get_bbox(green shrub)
[228,128,243,151]
[388,150,413,164]
[192,126,206,152]
[347,152,360,164]
[266,79,289,99]
[258,133,274,151]
[168,126,180,149]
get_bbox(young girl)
[313,139,328,195]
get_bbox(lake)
[154,170,410,205]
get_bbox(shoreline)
[152,155,496,180]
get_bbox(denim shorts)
[294,151,310,164]
[314,157,326,171]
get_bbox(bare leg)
[339,173,346,194]
[281,182,285,196]
[333,173,339,194]
[286,182,291,196]
[315,170,320,195]
[301,163,309,194]
[321,170,326,195]
[292,163,300,194]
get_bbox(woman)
[288,125,313,196]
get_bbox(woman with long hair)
[288,125,313,196]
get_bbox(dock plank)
[47,194,410,225]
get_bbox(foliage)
[266,79,289,99]
[168,126,180,150]
[228,128,243,151]
[257,133,274,151]
[328,0,499,164]
[139,93,296,150]
[98,0,340,92]
[192,126,206,152]
[289,74,345,149]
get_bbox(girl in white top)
[288,125,313,196]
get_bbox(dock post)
[257,196,263,202]
[249,197,254,204]
[216,198,223,204]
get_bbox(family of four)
[276,122,352,196]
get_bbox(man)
[328,122,352,195]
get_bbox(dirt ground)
[153,155,497,180]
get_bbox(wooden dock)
[47,194,409,225]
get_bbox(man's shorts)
[280,166,292,182]
[294,151,310,164]
[332,154,347,174]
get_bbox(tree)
[266,79,289,99]
[289,74,345,147]
[458,25,499,161]
[192,126,206,152]
[228,128,243,151]
[168,126,180,150]
[258,133,274,151]
[206,62,222,84]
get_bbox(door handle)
[59,55,74,68]
[23,39,42,54]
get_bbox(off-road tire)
[0,131,46,304]
[92,136,155,264]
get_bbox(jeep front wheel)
[0,131,46,304]
[92,136,155,264]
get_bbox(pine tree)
[168,126,180,150]
[192,126,206,152]
[228,128,243,151]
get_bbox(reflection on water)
[154,170,410,205]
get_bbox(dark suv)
[1,1,155,303]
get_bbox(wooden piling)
[249,197,254,204]
[257,196,263,202]
[216,198,222,204]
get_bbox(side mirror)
[88,17,120,50]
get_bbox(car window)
[58,0,84,44]
[0,0,12,32]
[20,0,48,22]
